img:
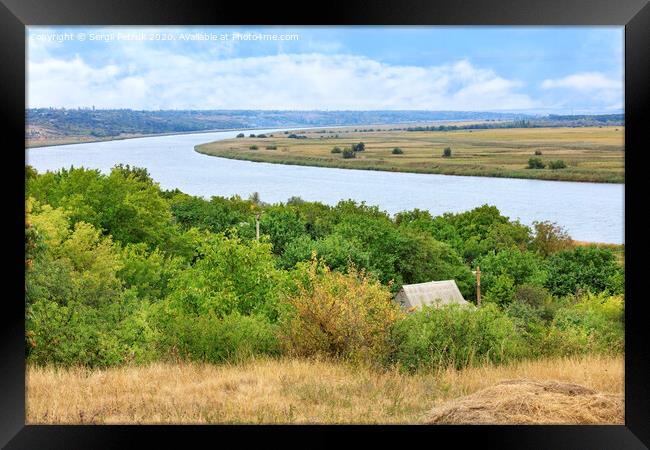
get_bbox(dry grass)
[26,354,623,424]
[427,379,623,424]
[196,126,624,183]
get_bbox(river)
[26,128,624,244]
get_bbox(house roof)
[395,280,469,309]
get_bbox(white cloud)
[27,39,535,110]
[540,72,623,111]
[541,72,620,92]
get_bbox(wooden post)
[255,213,260,241]
[476,266,481,306]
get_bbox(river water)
[26,129,624,244]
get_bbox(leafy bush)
[527,158,545,169]
[549,160,567,170]
[331,146,342,154]
[352,142,365,152]
[544,246,624,297]
[166,232,287,321]
[545,293,624,355]
[442,147,452,158]
[534,150,543,155]
[249,145,259,150]
[392,148,404,155]
[531,220,573,257]
[278,234,371,273]
[279,259,401,364]
[390,303,525,371]
[156,310,280,363]
[236,133,245,138]
[476,247,547,305]
[513,283,551,308]
[342,148,356,159]
[265,145,277,150]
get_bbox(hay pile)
[427,379,623,424]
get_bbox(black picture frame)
[2,0,648,448]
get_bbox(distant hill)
[25,109,624,144]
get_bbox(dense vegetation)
[27,109,535,141]
[197,126,624,183]
[25,165,624,371]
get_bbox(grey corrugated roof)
[395,280,469,309]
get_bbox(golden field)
[26,354,623,425]
[196,126,624,183]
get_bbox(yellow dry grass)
[427,379,623,425]
[196,126,624,183]
[26,354,623,424]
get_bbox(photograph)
[21,24,630,427]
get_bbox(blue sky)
[27,26,624,113]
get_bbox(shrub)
[389,303,525,372]
[236,133,245,138]
[249,145,259,150]
[531,220,573,257]
[534,150,543,155]
[442,147,452,158]
[513,283,551,308]
[279,259,401,364]
[331,146,342,154]
[392,148,404,155]
[342,148,356,159]
[548,160,567,170]
[157,310,280,363]
[476,247,547,305]
[265,145,277,150]
[545,293,624,355]
[527,158,545,169]
[352,142,365,152]
[545,246,624,297]
[249,134,256,138]
[257,134,267,138]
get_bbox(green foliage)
[278,234,371,273]
[527,157,545,169]
[531,220,573,257]
[513,283,551,308]
[236,133,245,138]
[545,293,624,355]
[259,206,306,254]
[548,160,567,170]
[442,147,452,157]
[390,303,524,371]
[477,247,547,306]
[352,142,365,152]
[545,246,624,297]
[166,232,287,321]
[331,146,342,154]
[249,145,259,150]
[342,148,356,159]
[25,167,623,369]
[392,147,404,155]
[26,166,177,251]
[156,310,280,363]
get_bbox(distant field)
[196,126,624,183]
[26,355,622,424]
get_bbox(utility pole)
[476,266,481,306]
[255,213,260,241]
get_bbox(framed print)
[1,0,648,447]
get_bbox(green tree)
[544,246,623,296]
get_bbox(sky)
[26,26,624,114]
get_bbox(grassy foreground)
[196,126,624,183]
[27,354,623,424]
